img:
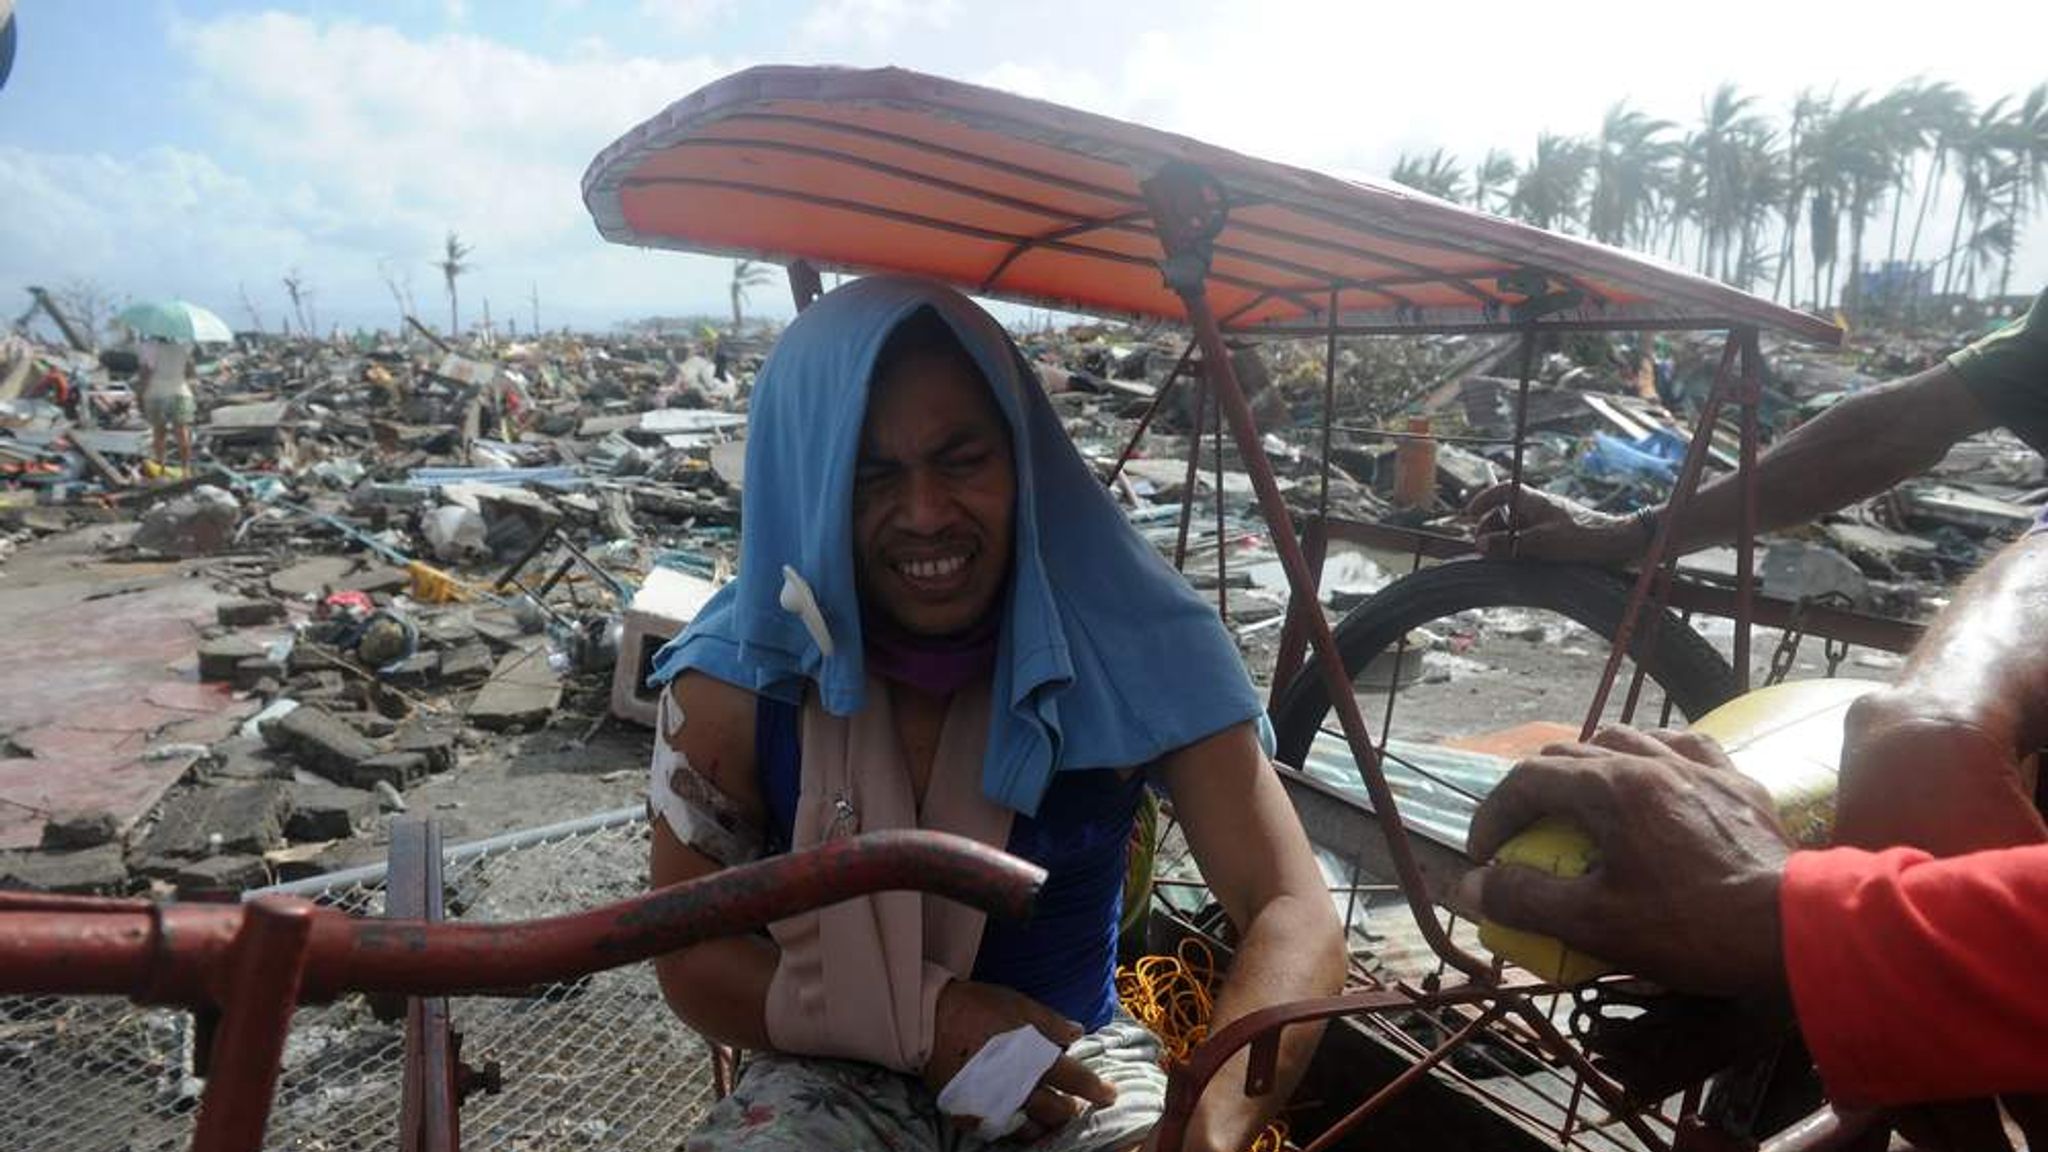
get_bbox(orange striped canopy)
[584,66,1840,345]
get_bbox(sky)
[3,0,2045,336]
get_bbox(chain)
[1824,635,1851,678]
[1764,598,1808,686]
[1765,592,1857,686]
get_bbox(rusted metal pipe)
[1151,983,1514,1152]
[1104,340,1198,487]
[1300,1001,1510,1152]
[1172,374,1209,571]
[0,831,1043,1004]
[189,899,315,1152]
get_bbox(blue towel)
[647,276,1261,814]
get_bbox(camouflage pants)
[683,1013,1166,1152]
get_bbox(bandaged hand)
[924,979,1117,1140]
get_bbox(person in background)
[138,335,198,475]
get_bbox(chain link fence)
[0,809,714,1152]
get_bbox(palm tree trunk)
[1999,182,2022,297]
[1907,149,1945,269]
[1782,216,1800,304]
[1884,183,1907,271]
[1941,193,1969,297]
[448,284,459,337]
[1906,148,1947,315]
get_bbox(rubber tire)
[1269,558,1738,767]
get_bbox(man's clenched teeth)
[898,553,968,580]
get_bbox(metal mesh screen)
[0,811,714,1152]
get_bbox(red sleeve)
[1781,845,2048,1107]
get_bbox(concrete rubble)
[0,298,2038,897]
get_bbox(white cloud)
[799,0,956,51]
[636,0,737,35]
[0,146,309,304]
[0,12,762,331]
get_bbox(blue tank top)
[755,696,1139,1031]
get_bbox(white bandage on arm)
[934,1025,1063,1139]
[647,687,764,868]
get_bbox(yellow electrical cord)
[1117,937,1290,1152]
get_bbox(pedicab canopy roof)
[584,66,1841,346]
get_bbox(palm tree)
[1660,142,1704,266]
[1588,103,1677,248]
[1389,149,1466,201]
[1732,127,1787,291]
[1940,100,2010,298]
[1902,83,1973,313]
[437,232,473,336]
[1773,90,1831,306]
[1994,84,2047,297]
[1832,93,1909,316]
[1690,85,1771,283]
[729,259,776,331]
[1876,83,1933,286]
[1509,133,1594,231]
[281,270,311,337]
[1470,149,1518,215]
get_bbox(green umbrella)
[116,299,235,345]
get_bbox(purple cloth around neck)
[862,611,999,697]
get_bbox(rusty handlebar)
[0,829,1045,1008]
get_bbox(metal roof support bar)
[1581,332,1742,739]
[1139,159,1491,983]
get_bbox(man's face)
[852,348,1016,638]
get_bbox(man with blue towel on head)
[644,277,1342,1152]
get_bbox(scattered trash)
[132,485,241,556]
[0,290,2034,907]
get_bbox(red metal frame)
[1132,160,1877,1152]
[0,832,1041,1152]
[391,817,460,1152]
[0,96,1901,1149]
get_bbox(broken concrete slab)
[1761,542,1871,610]
[262,704,380,784]
[198,635,266,682]
[380,650,441,687]
[135,781,291,862]
[271,556,356,598]
[0,843,129,894]
[284,781,376,842]
[437,642,494,686]
[40,809,122,850]
[204,735,292,782]
[269,557,413,600]
[217,598,286,627]
[234,655,287,692]
[469,607,537,650]
[394,717,459,774]
[170,853,269,895]
[466,644,563,732]
[354,752,430,790]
